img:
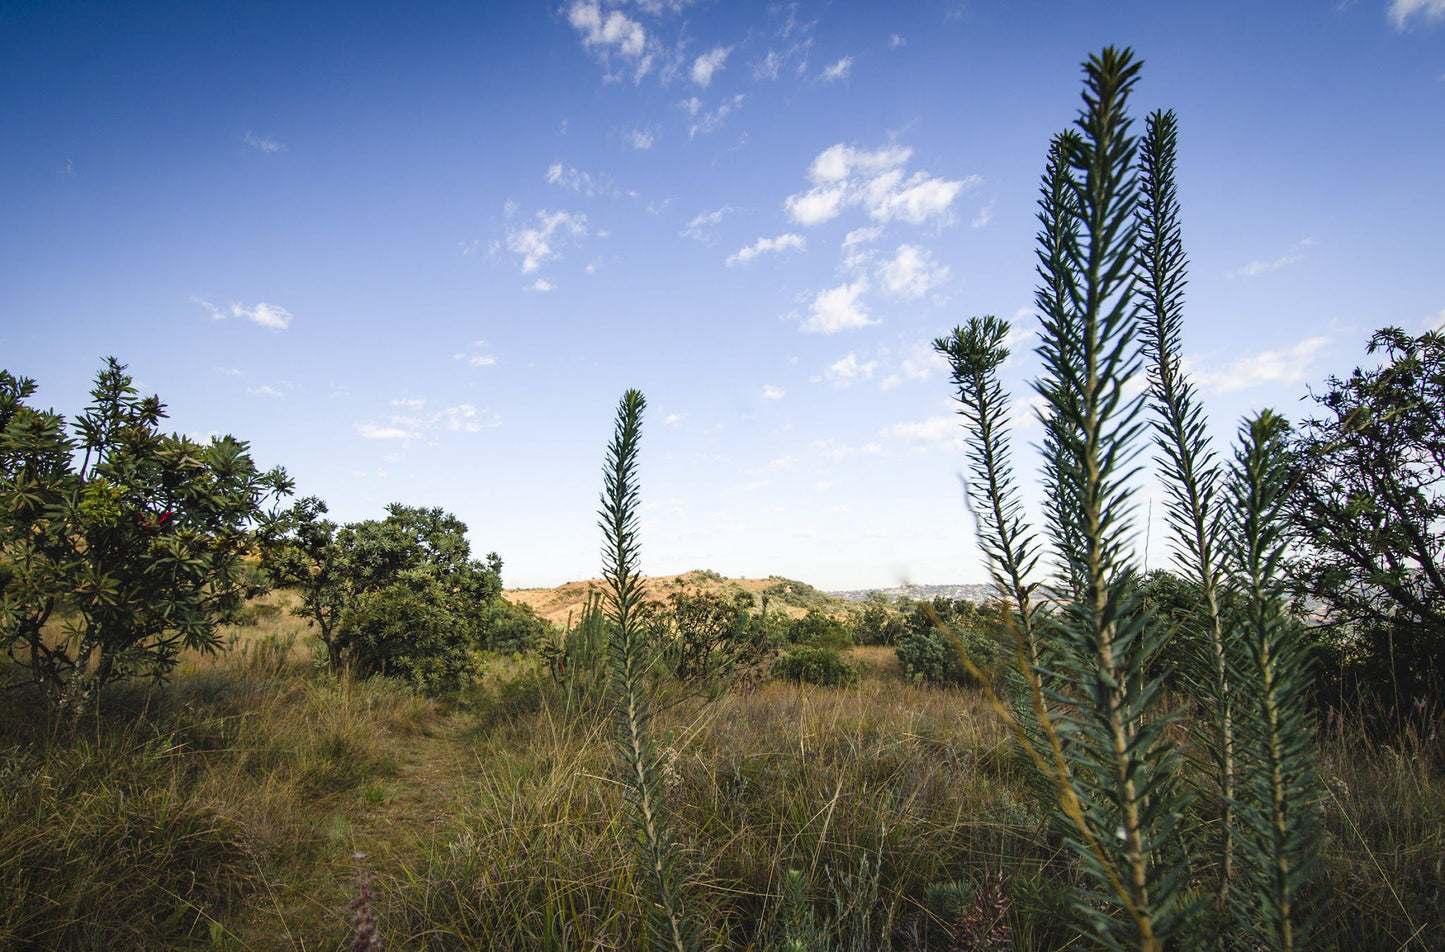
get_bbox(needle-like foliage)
[1135,108,1238,908]
[1030,48,1189,951]
[1227,411,1323,952]
[935,316,1046,680]
[598,389,698,952]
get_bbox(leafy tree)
[0,359,290,716]
[258,496,351,669]
[1289,327,1445,706]
[260,499,511,678]
[855,594,907,646]
[787,609,852,649]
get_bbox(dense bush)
[855,597,908,646]
[895,622,998,687]
[337,582,472,690]
[263,500,517,684]
[773,646,857,687]
[787,609,853,650]
[474,597,552,655]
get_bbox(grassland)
[1,586,1441,950]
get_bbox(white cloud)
[1228,237,1315,279]
[243,131,285,153]
[785,143,975,227]
[505,209,587,273]
[1429,309,1445,331]
[531,278,554,292]
[753,50,782,80]
[888,34,906,49]
[247,384,285,397]
[785,186,846,226]
[843,226,883,248]
[357,423,412,440]
[810,437,885,462]
[627,128,655,150]
[691,46,732,86]
[880,415,958,447]
[819,57,852,82]
[879,244,948,297]
[454,342,497,367]
[567,1,651,79]
[192,298,293,330]
[681,205,735,242]
[545,162,615,196]
[1389,0,1445,28]
[392,397,426,409]
[971,200,994,229]
[664,412,685,425]
[689,94,744,137]
[1196,336,1332,394]
[761,384,786,400]
[802,280,875,333]
[822,351,878,386]
[1229,253,1303,279]
[679,96,702,117]
[727,233,806,266]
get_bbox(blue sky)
[2,0,1442,589]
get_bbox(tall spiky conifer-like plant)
[1034,133,1090,605]
[598,389,698,952]
[1135,108,1237,908]
[1227,411,1323,952]
[935,316,1046,687]
[1030,48,1189,951]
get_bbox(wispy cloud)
[243,131,285,153]
[691,45,732,86]
[689,94,744,137]
[1228,237,1316,278]
[247,384,285,397]
[1194,336,1332,393]
[626,128,656,150]
[880,415,958,448]
[504,208,587,273]
[192,298,293,330]
[357,401,500,441]
[819,56,853,82]
[566,1,652,81]
[888,34,906,49]
[681,205,736,242]
[820,351,878,386]
[971,200,994,228]
[545,162,617,197]
[727,233,805,266]
[1389,0,1445,28]
[785,143,977,227]
[761,384,786,400]
[802,280,875,333]
[878,243,948,297]
[452,341,498,367]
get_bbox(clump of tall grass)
[0,624,439,951]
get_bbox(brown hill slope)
[503,569,855,626]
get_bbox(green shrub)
[474,597,552,655]
[855,600,907,646]
[895,623,997,686]
[337,582,471,691]
[773,646,858,687]
[788,610,853,650]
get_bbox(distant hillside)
[504,569,858,626]
[830,582,997,604]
